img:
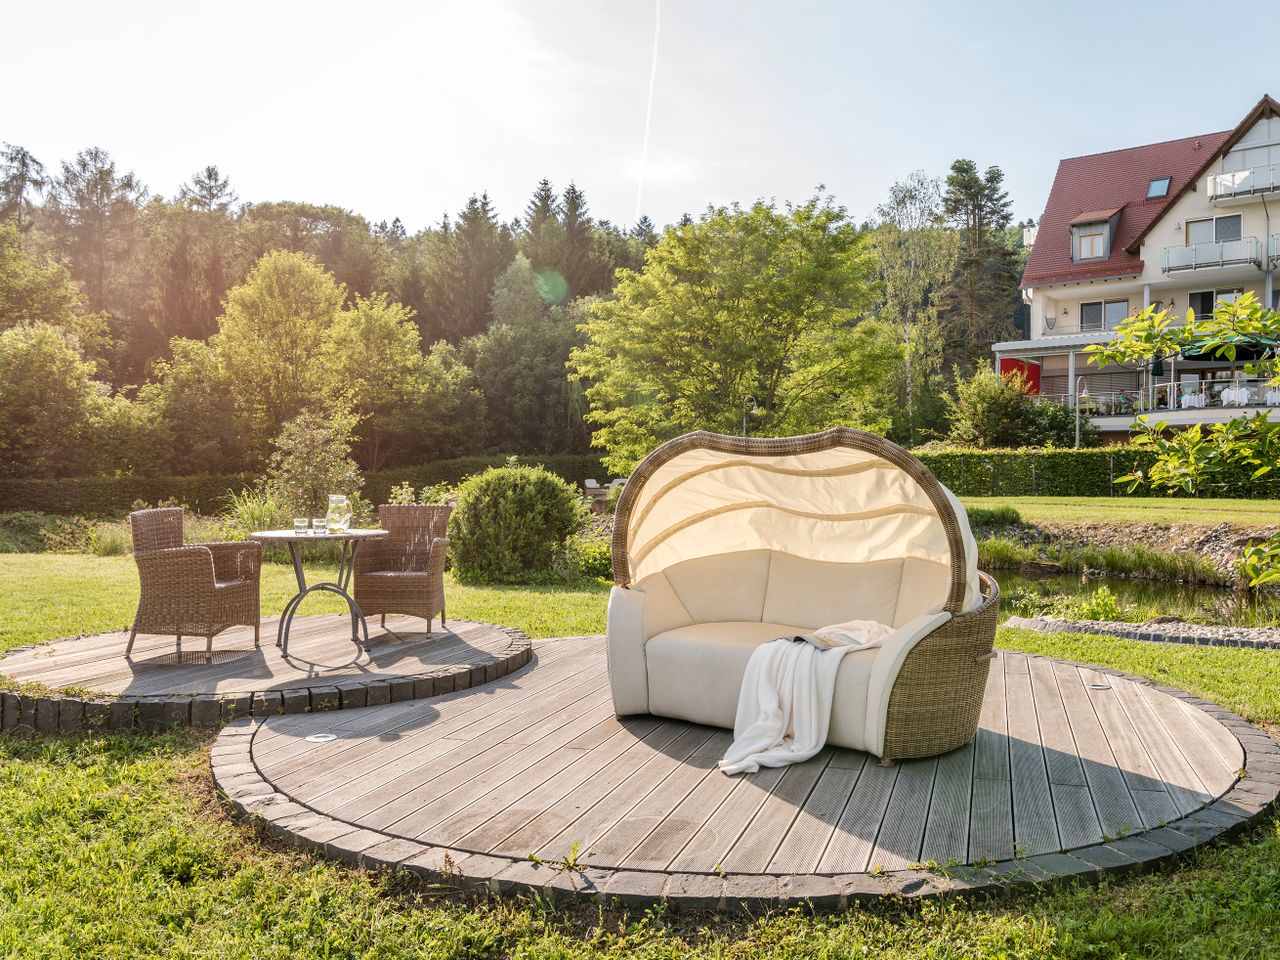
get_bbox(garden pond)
[999,571,1280,628]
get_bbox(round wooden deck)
[211,635,1280,907]
[0,616,530,729]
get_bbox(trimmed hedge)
[362,455,607,505]
[0,454,607,518]
[915,447,1280,499]
[2,446,1274,515]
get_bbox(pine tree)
[935,159,1020,374]
[0,144,47,233]
[631,215,658,247]
[434,193,514,341]
[519,178,563,278]
[178,165,237,213]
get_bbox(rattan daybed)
[607,428,999,762]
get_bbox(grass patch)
[966,504,1022,527]
[978,536,1225,584]
[963,496,1280,527]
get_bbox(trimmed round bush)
[448,464,586,583]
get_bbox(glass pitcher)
[325,494,353,533]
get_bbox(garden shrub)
[0,511,66,552]
[572,534,613,581]
[448,463,586,584]
[264,410,365,520]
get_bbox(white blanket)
[718,619,895,775]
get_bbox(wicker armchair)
[354,504,451,632]
[127,507,261,662]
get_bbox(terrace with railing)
[1209,162,1280,202]
[1037,376,1280,419]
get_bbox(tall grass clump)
[967,505,1021,527]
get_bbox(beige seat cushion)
[893,557,951,626]
[762,553,904,629]
[661,550,771,624]
[645,621,876,751]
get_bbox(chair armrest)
[203,541,261,581]
[862,611,952,756]
[134,546,217,596]
[606,586,649,715]
[354,537,390,575]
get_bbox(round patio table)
[249,528,389,657]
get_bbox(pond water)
[997,571,1280,628]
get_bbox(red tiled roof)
[1021,130,1231,289]
[1069,208,1122,226]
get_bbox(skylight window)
[1147,176,1171,198]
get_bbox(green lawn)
[2,555,1280,957]
[0,554,608,653]
[962,496,1280,526]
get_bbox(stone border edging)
[0,621,531,736]
[1005,614,1280,649]
[210,648,1280,912]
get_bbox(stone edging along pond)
[1004,615,1280,649]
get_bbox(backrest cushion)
[636,571,694,639]
[762,553,904,630]
[661,549,771,624]
[892,557,952,627]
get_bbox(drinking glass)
[311,518,326,535]
[293,518,308,536]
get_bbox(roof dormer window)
[1147,176,1171,198]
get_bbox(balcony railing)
[1208,163,1280,201]
[1273,234,1280,265]
[1038,377,1280,418]
[1161,236,1261,273]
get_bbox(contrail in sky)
[634,0,661,224]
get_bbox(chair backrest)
[129,507,184,554]
[377,504,452,572]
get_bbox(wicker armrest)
[204,541,262,582]
[354,537,391,575]
[134,546,217,595]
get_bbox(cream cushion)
[762,553,904,629]
[645,621,878,751]
[661,550,770,624]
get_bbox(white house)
[995,94,1280,440]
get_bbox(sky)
[7,0,1279,233]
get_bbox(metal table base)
[277,537,368,657]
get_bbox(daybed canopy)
[611,427,980,615]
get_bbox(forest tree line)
[0,142,1036,480]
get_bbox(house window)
[1075,226,1107,260]
[1187,214,1243,244]
[1189,289,1244,319]
[1147,176,1171,198]
[1081,299,1128,332]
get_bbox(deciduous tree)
[570,195,878,472]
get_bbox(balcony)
[1208,163,1280,202]
[1161,236,1261,273]
[1273,234,1280,265]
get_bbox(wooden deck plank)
[767,760,865,873]
[1027,657,1087,786]
[255,649,600,783]
[918,740,973,866]
[1005,654,1060,855]
[535,725,718,863]
[309,681,615,822]
[968,776,1014,863]
[667,767,788,873]
[718,751,832,873]
[1108,678,1213,815]
[425,717,661,847]
[585,731,736,868]
[973,653,1009,781]
[478,722,690,855]
[816,759,899,873]
[869,756,937,871]
[1051,662,1144,838]
[1140,687,1239,794]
